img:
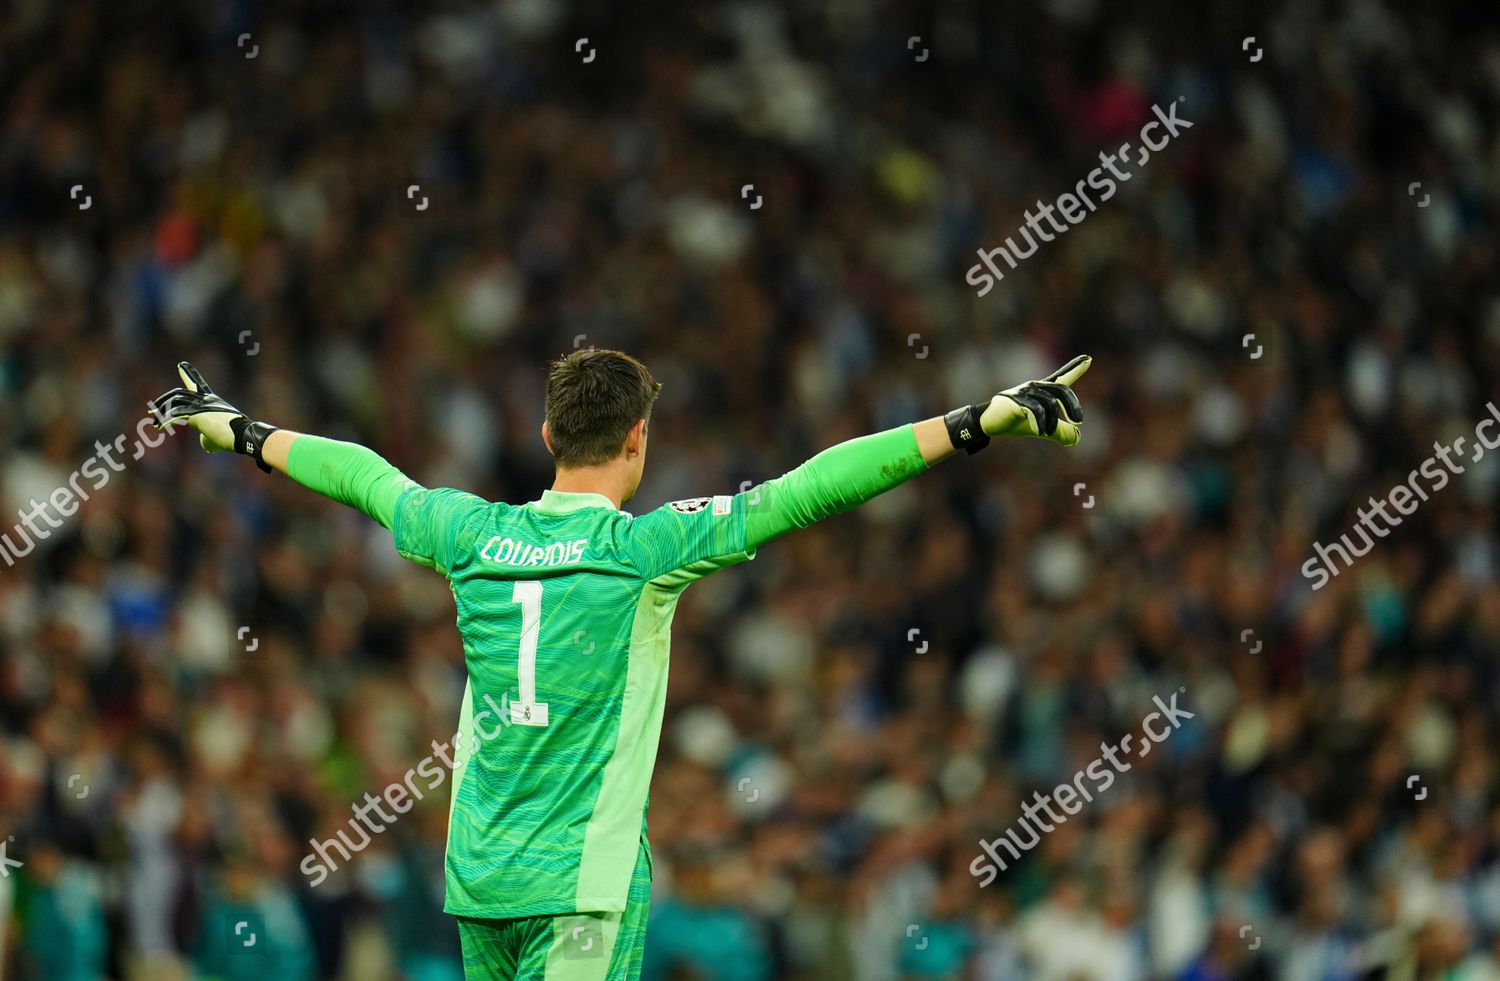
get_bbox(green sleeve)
[284,434,420,530]
[744,424,929,549]
[628,496,751,584]
[392,486,491,573]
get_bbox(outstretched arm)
[744,356,1091,549]
[263,431,416,530]
[152,362,419,530]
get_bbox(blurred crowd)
[2,0,1500,978]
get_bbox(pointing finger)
[1045,355,1092,388]
[176,361,210,394]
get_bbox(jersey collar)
[533,489,618,515]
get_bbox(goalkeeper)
[152,349,1090,981]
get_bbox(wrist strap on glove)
[944,404,991,455]
[230,418,280,473]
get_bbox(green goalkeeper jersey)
[393,487,751,917]
[283,424,927,920]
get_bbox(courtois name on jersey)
[478,536,588,567]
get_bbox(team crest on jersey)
[668,497,712,514]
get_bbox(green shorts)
[455,842,651,980]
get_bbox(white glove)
[151,362,280,471]
[979,355,1092,447]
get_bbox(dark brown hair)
[544,349,663,466]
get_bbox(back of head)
[544,349,662,467]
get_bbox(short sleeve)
[628,493,754,585]
[392,487,490,574]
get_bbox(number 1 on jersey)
[510,581,549,726]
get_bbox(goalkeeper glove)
[945,355,1091,453]
[150,362,280,472]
